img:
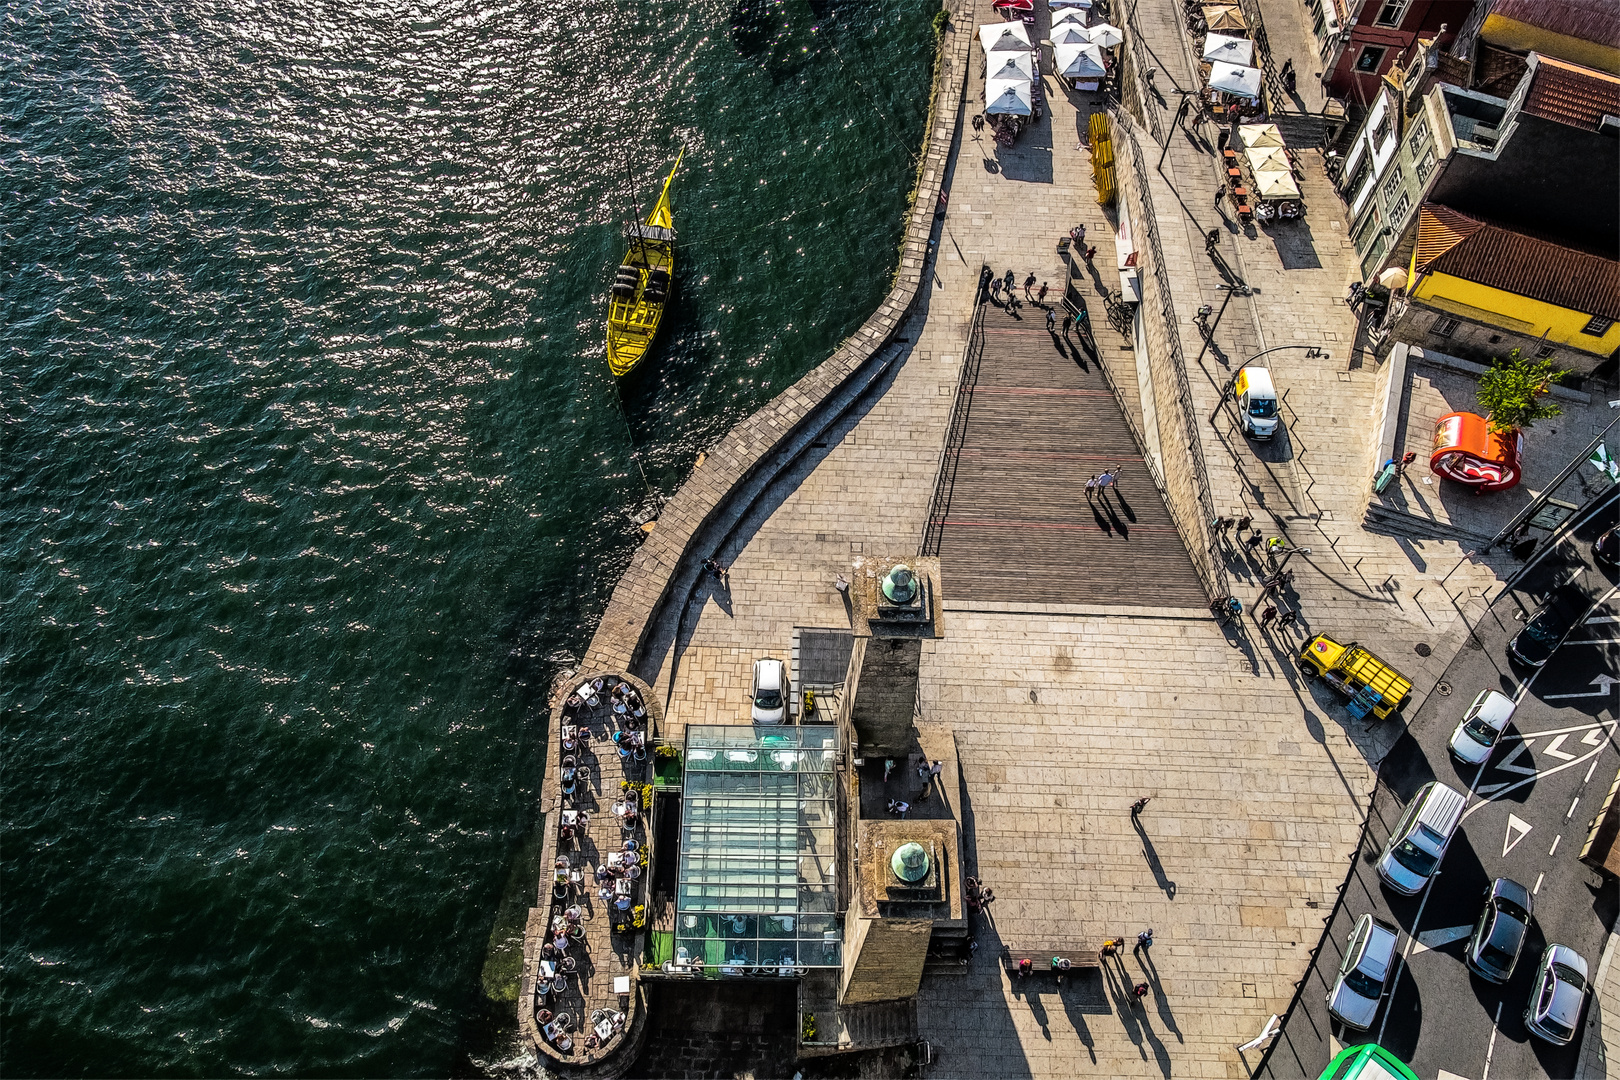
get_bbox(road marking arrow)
[1585,729,1607,747]
[1544,733,1578,761]
[1412,925,1472,955]
[1545,674,1620,701]
[1494,740,1539,776]
[1504,813,1533,857]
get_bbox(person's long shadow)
[1089,496,1113,534]
[1136,948,1182,1043]
[702,573,734,617]
[1111,486,1137,523]
[1131,817,1177,899]
[1061,334,1091,371]
[1100,493,1129,538]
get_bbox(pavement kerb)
[578,5,972,680]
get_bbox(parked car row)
[1327,775,1590,1044]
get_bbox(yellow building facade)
[1407,266,1620,357]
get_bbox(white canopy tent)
[1239,122,1286,148]
[1049,0,1091,7]
[985,76,1034,115]
[987,51,1036,82]
[978,21,1032,53]
[1086,22,1124,47]
[1245,145,1289,173]
[1055,41,1107,79]
[1201,32,1253,65]
[1208,61,1262,98]
[1050,21,1091,45]
[1253,170,1300,198]
[1051,7,1089,29]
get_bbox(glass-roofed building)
[674,725,841,975]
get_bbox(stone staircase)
[1269,111,1330,149]
[833,999,919,1051]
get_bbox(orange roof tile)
[1523,54,1620,130]
[1414,205,1620,319]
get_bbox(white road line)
[1568,797,1581,820]
[1464,737,1617,821]
[1534,872,1545,895]
[1551,835,1562,856]
[1588,760,1600,783]
[1482,1001,1504,1080]
[1499,719,1617,743]
[1544,733,1579,761]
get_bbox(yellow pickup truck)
[1298,635,1414,721]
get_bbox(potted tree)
[1431,350,1563,493]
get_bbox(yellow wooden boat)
[607,149,684,377]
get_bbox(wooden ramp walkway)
[925,307,1206,608]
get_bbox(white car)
[751,658,788,724]
[1525,944,1588,1045]
[1448,689,1516,765]
[1326,913,1400,1030]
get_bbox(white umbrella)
[1087,22,1124,47]
[1239,122,1285,148]
[978,21,1032,53]
[1050,22,1091,45]
[1253,170,1300,198]
[1055,41,1107,79]
[1052,6,1089,27]
[1201,32,1253,65]
[987,51,1035,82]
[1208,61,1261,98]
[1245,145,1289,173]
[985,76,1034,115]
[1378,267,1409,290]
[1050,0,1092,7]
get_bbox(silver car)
[1326,913,1400,1030]
[1448,689,1515,765]
[1466,877,1532,983]
[1524,944,1588,1045]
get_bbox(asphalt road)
[1263,486,1620,1080]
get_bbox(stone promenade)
[629,0,1530,1074]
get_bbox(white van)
[1233,367,1280,439]
[1377,781,1467,895]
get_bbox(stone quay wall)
[581,3,972,679]
[1111,111,1228,603]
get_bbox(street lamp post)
[1193,281,1252,366]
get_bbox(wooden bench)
[999,938,1103,977]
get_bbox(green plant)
[803,1013,818,1041]
[931,8,949,37]
[654,744,679,760]
[1476,348,1565,432]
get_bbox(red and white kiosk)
[1430,411,1522,493]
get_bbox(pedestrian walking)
[1072,223,1086,244]
[979,887,995,906]
[1133,982,1150,1002]
[1024,273,1037,300]
[886,799,910,818]
[1018,957,1033,977]
[1129,796,1150,817]
[1214,183,1226,211]
[972,113,985,132]
[1244,529,1264,550]
[1136,928,1155,951]
[1084,245,1097,262]
[1085,474,1099,499]
[1096,469,1116,492]
[1260,604,1278,628]
[1038,281,1049,303]
[1003,268,1015,293]
[1046,308,1057,331]
[1205,228,1221,255]
[1062,313,1073,337]
[1283,67,1297,94]
[1235,514,1252,533]
[990,277,1002,300]
[702,557,727,582]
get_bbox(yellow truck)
[1298,635,1414,721]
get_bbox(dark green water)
[0,0,934,1073]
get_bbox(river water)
[0,0,933,1072]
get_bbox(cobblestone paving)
[638,0,1553,1074]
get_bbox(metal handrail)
[921,279,989,555]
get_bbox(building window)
[1432,316,1460,338]
[1535,345,1556,358]
[1382,168,1404,203]
[1375,0,1411,26]
[1415,147,1436,182]
[1583,316,1615,335]
[1388,192,1411,222]
[1357,46,1388,73]
[1407,118,1429,157]
[1344,154,1373,199]
[1352,208,1382,253]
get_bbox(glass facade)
[674,725,841,974]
